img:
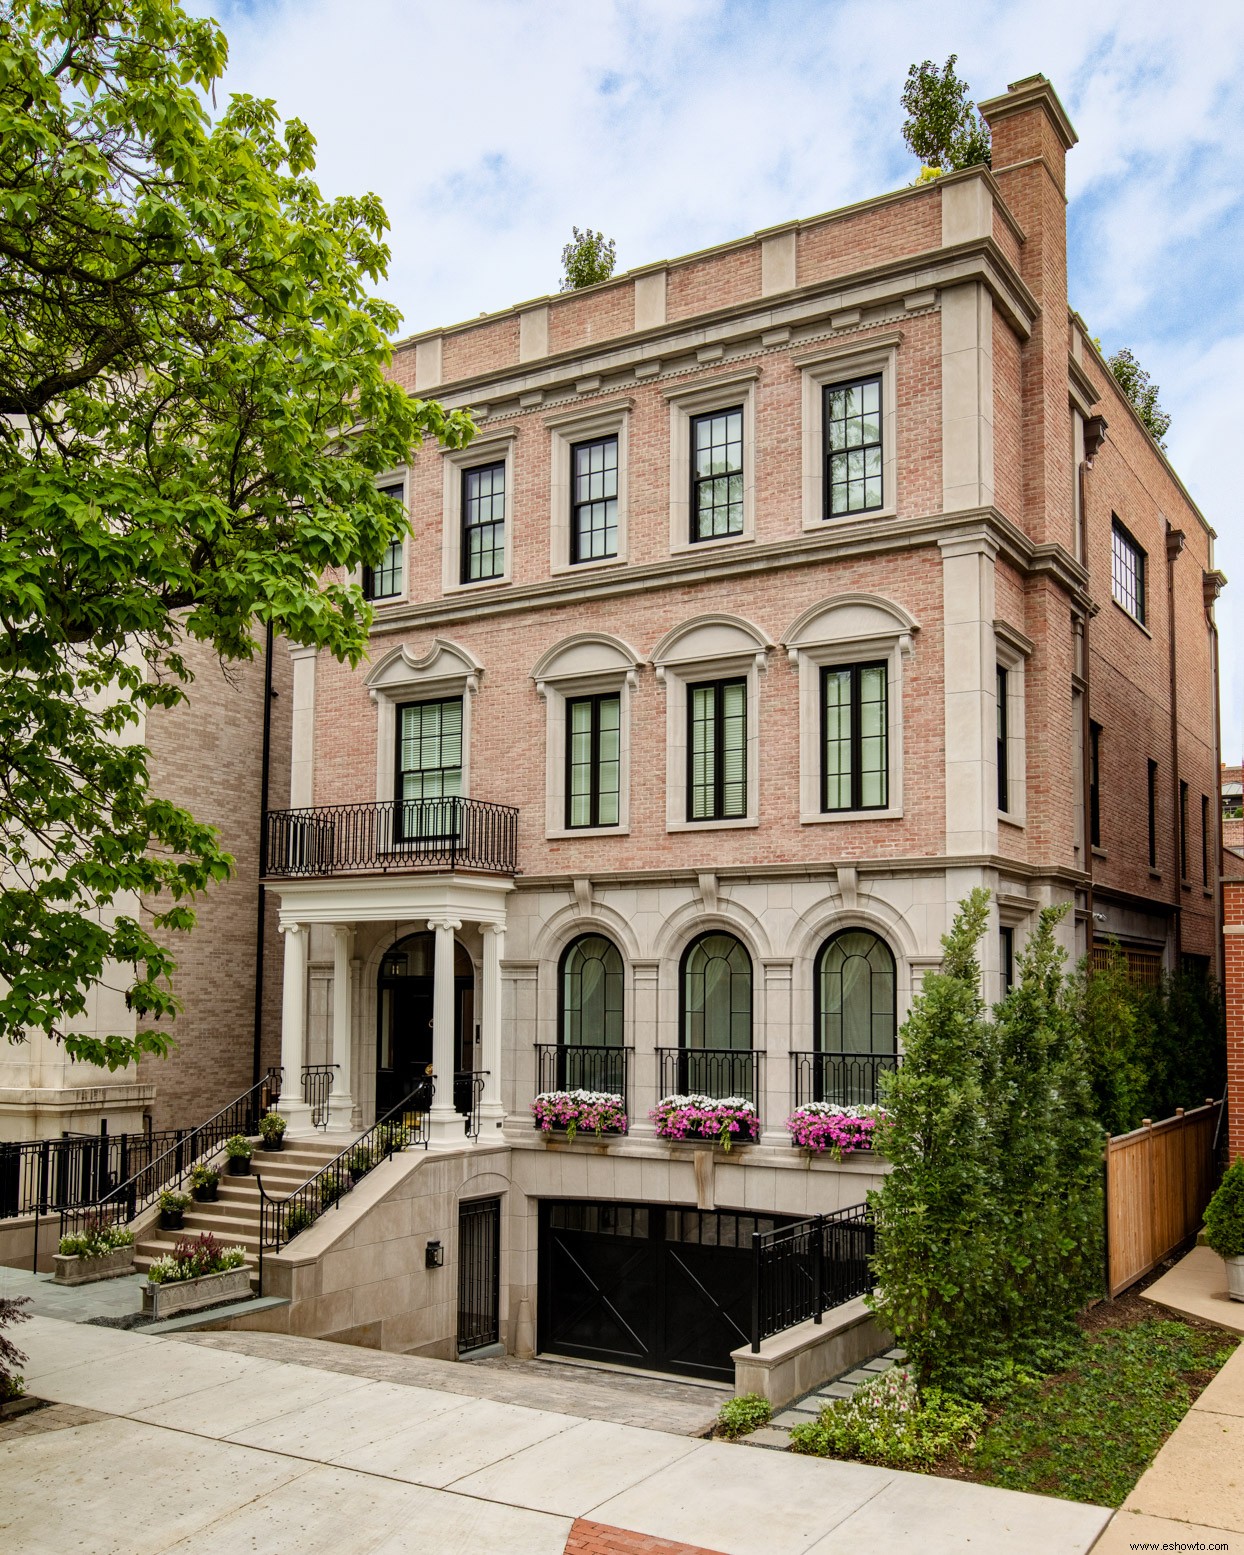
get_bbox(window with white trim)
[566,692,621,828]
[665,371,758,554]
[546,400,631,574]
[533,632,639,839]
[823,376,883,517]
[442,431,516,592]
[798,337,898,532]
[462,461,506,583]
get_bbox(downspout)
[251,621,275,1089]
[1206,570,1226,987]
[1166,524,1185,966]
[1079,461,1094,948]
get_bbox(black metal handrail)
[750,1203,875,1350]
[257,1081,432,1292]
[534,1044,630,1120]
[1,1123,186,1224]
[454,1070,487,1140]
[57,1068,283,1246]
[656,1046,764,1109]
[791,1051,901,1109]
[265,797,520,878]
[301,1064,338,1130]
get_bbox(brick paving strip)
[565,1517,726,1554]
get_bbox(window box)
[650,1094,759,1151]
[531,1089,628,1143]
[786,1103,886,1160]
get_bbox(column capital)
[427,917,463,933]
[478,921,506,938]
[278,920,305,938]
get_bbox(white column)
[278,922,313,1134]
[328,925,356,1132]
[478,922,505,1133]
[427,917,463,1146]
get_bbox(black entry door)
[458,1196,501,1353]
[377,976,434,1117]
[538,1200,782,1382]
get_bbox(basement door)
[537,1199,785,1382]
[457,1196,501,1354]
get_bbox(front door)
[377,974,434,1118]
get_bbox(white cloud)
[200,0,1244,755]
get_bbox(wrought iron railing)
[750,1203,875,1350]
[1,1124,185,1223]
[57,1068,283,1247]
[454,1070,487,1140]
[534,1044,630,1118]
[265,797,520,878]
[301,1063,338,1130]
[656,1047,763,1108]
[791,1051,900,1109]
[257,1081,432,1292]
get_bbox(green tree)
[1105,346,1172,449]
[0,0,473,1068]
[901,55,991,173]
[560,226,617,291]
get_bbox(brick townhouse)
[258,75,1224,1372]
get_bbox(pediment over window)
[782,594,919,660]
[531,632,643,696]
[365,638,484,702]
[650,614,773,680]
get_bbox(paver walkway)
[0,1314,1113,1555]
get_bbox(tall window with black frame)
[570,436,618,562]
[823,377,882,517]
[822,662,888,812]
[461,462,505,582]
[690,407,744,541]
[363,483,405,601]
[687,679,746,821]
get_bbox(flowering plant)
[57,1220,135,1259]
[650,1094,758,1151]
[146,1232,247,1285]
[532,1090,627,1143]
[786,1103,886,1160]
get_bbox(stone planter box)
[53,1245,135,1285]
[142,1265,252,1319]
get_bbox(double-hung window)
[363,484,405,602]
[566,693,620,829]
[688,678,747,821]
[570,436,618,563]
[997,665,1009,813]
[822,662,888,812]
[824,377,883,517]
[1111,519,1146,624]
[396,698,462,840]
[690,407,744,541]
[461,462,506,583]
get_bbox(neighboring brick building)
[1223,763,1243,857]
[263,76,1225,1369]
[0,635,290,1139]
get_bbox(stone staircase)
[132,1138,343,1286]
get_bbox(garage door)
[537,1199,787,1382]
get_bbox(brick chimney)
[979,75,1078,551]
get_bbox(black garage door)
[537,1199,787,1382]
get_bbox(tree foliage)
[0,0,473,1067]
[1104,345,1172,449]
[559,226,617,291]
[870,894,1104,1396]
[901,55,991,173]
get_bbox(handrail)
[791,1051,901,1109]
[655,1046,764,1112]
[454,1070,487,1140]
[57,1067,283,1244]
[750,1203,875,1351]
[301,1063,338,1130]
[256,1079,433,1294]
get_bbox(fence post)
[812,1215,823,1326]
[751,1230,761,1353]
[1101,1152,1111,1300]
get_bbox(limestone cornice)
[515,856,1091,893]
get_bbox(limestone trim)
[544,400,634,577]
[440,430,518,595]
[782,594,916,825]
[289,645,317,808]
[651,898,774,965]
[532,634,639,840]
[941,281,995,513]
[364,639,482,807]
[664,370,761,557]
[790,911,916,1065]
[797,337,899,532]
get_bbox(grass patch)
[964,1310,1236,1507]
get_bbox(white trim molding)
[544,398,633,576]
[364,639,483,805]
[441,428,518,594]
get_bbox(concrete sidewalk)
[0,1316,1111,1555]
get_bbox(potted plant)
[347,1145,373,1182]
[158,1189,191,1230]
[190,1164,220,1202]
[1204,1158,1244,1302]
[259,1112,287,1152]
[531,1089,628,1143]
[785,1103,886,1160]
[225,1134,253,1176]
[650,1094,759,1152]
[285,1203,315,1239]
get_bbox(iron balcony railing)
[57,1068,283,1248]
[750,1203,876,1350]
[301,1063,338,1130]
[656,1047,764,1110]
[791,1051,900,1109]
[265,797,520,879]
[534,1044,631,1121]
[257,1082,432,1291]
[1,1124,186,1224]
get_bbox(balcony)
[265,797,519,879]
[535,1044,631,1118]
[790,1051,899,1109]
[656,1047,764,1109]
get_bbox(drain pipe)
[251,622,275,1090]
[1166,524,1185,966]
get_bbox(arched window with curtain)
[813,928,897,1105]
[555,934,625,1095]
[677,932,754,1100]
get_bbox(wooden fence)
[1104,1099,1223,1298]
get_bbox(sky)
[198,0,1244,760]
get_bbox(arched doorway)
[376,932,474,1116]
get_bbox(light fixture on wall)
[425,1240,443,1269]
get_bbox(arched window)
[678,932,753,1099]
[813,929,897,1105]
[556,934,625,1094]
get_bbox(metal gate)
[537,1200,785,1382]
[457,1196,500,1354]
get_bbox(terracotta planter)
[142,1264,252,1319]
[52,1245,135,1285]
